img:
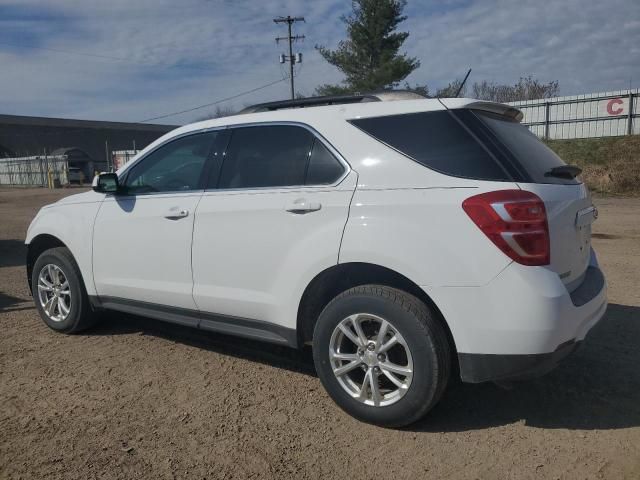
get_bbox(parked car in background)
[25,92,606,427]
[67,167,83,184]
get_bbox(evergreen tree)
[315,0,419,95]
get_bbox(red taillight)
[462,190,550,266]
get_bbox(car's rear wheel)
[313,285,450,427]
[32,247,99,333]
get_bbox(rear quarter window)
[349,110,511,181]
[305,139,345,185]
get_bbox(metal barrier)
[509,89,639,139]
[0,155,69,187]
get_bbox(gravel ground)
[1,187,639,480]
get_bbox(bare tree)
[435,78,467,98]
[403,82,430,97]
[472,76,559,102]
[196,105,237,121]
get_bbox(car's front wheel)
[32,247,99,333]
[313,285,451,427]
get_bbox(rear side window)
[214,125,345,189]
[350,111,510,181]
[218,126,312,189]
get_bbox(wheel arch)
[26,234,68,292]
[296,262,458,364]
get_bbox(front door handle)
[164,208,189,220]
[285,199,322,214]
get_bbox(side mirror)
[92,172,120,193]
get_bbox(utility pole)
[274,16,305,99]
[105,140,110,172]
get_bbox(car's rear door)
[93,130,222,312]
[191,124,356,337]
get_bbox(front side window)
[124,132,216,194]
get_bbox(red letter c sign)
[607,98,624,115]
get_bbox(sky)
[0,0,638,125]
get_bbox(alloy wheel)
[329,313,413,407]
[37,264,72,322]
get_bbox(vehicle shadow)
[0,291,32,313]
[411,303,640,432]
[0,239,26,268]
[89,303,639,431]
[115,195,136,212]
[90,311,317,376]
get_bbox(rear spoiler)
[468,102,524,122]
[438,99,523,122]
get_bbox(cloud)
[402,0,640,94]
[0,0,638,124]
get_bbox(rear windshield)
[349,109,579,185]
[472,111,579,185]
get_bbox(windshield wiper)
[544,165,582,179]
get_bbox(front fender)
[26,200,102,296]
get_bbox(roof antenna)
[455,69,472,97]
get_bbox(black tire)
[313,285,451,427]
[31,247,99,333]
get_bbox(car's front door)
[191,124,356,335]
[93,130,222,312]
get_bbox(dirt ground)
[1,187,639,480]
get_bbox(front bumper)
[422,249,607,383]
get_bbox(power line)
[138,77,290,123]
[274,16,305,100]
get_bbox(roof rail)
[239,90,427,114]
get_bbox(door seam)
[337,170,359,265]
[190,191,207,315]
[90,196,107,303]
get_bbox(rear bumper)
[458,340,580,383]
[422,248,607,383]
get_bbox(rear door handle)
[285,199,321,214]
[164,208,189,220]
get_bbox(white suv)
[26,93,607,427]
